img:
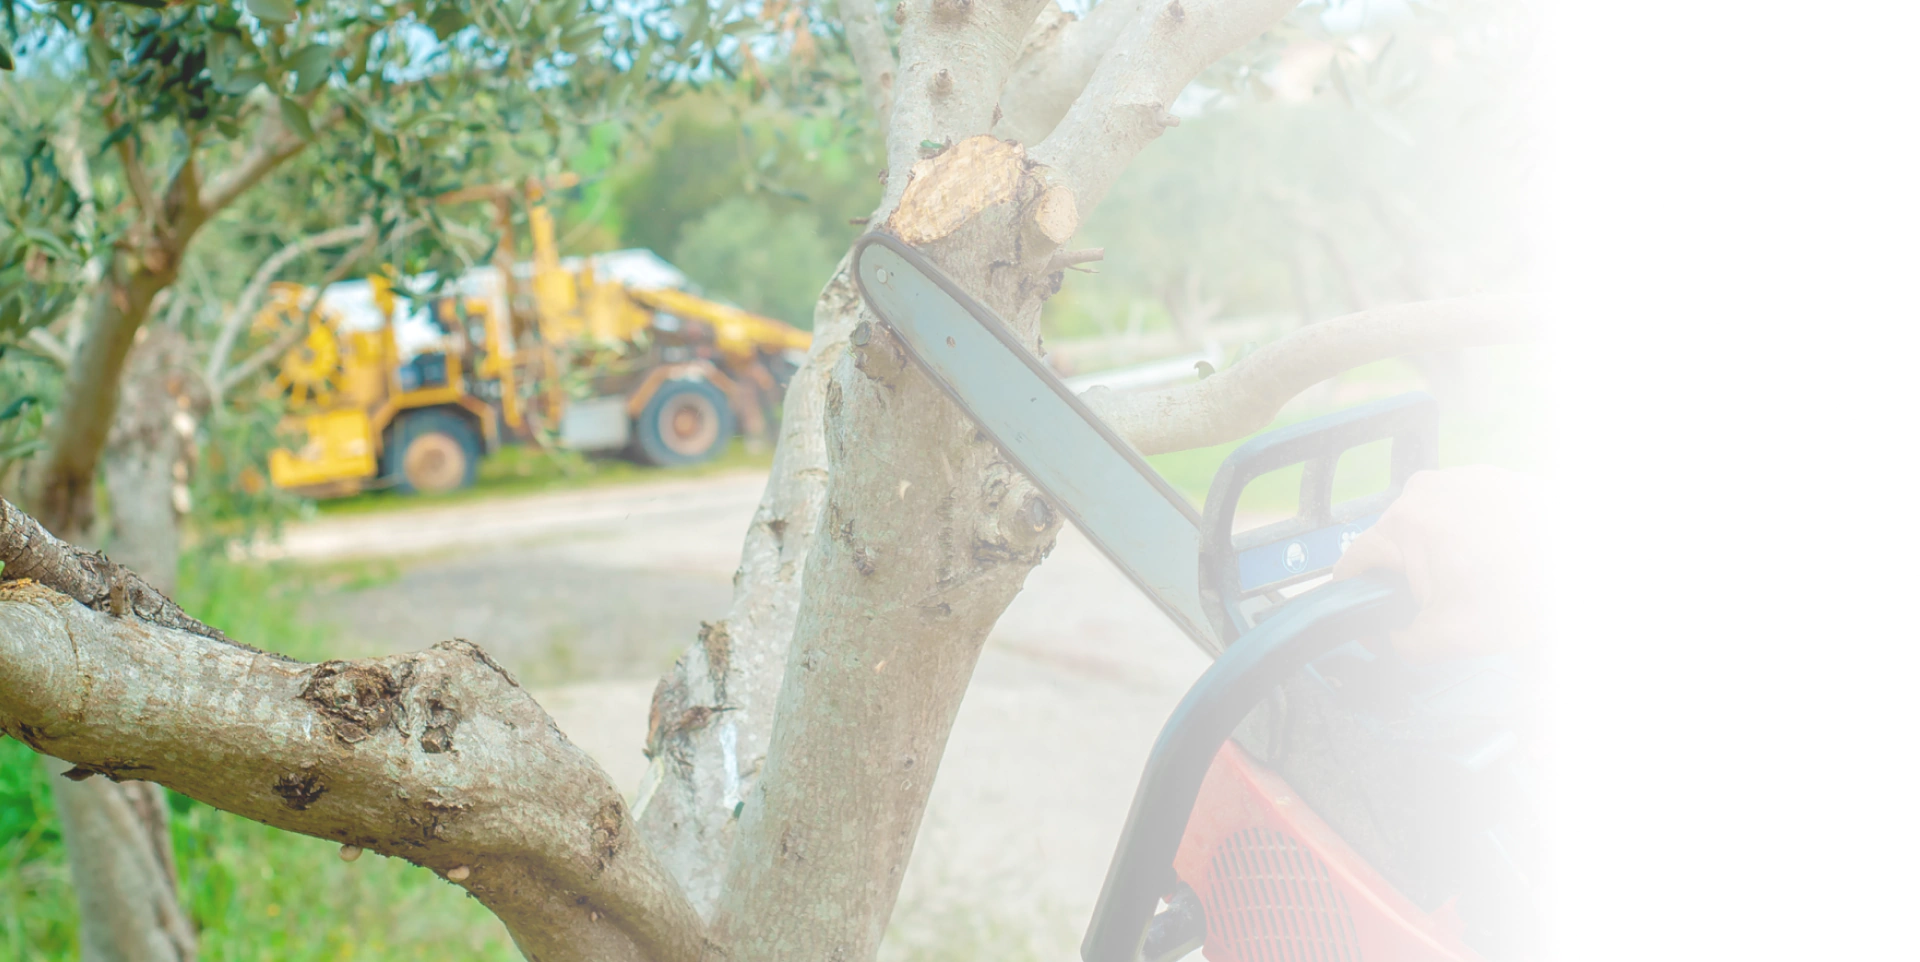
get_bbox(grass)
[0,350,1548,958]
[0,557,518,961]
[314,438,774,517]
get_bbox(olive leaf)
[246,0,296,24]
[277,96,314,140]
[289,43,334,95]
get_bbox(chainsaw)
[853,233,1541,962]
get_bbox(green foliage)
[672,196,842,328]
[1148,348,1549,513]
[560,88,880,325]
[0,738,62,865]
[1048,0,1532,342]
[0,342,59,484]
[187,402,310,554]
[0,118,88,341]
[169,802,518,962]
[0,736,70,957]
[0,0,798,339]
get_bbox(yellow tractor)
[259,177,811,498]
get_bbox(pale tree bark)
[1086,295,1535,454]
[0,500,703,962]
[34,261,177,539]
[994,0,1150,145]
[641,0,1061,930]
[634,0,907,918]
[103,324,204,597]
[840,0,898,131]
[634,257,863,915]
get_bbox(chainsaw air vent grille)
[1201,826,1363,962]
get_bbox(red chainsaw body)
[1173,742,1486,962]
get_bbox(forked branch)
[995,0,1150,145]
[1030,0,1306,216]
[0,500,703,962]
[1085,296,1537,455]
[198,97,319,217]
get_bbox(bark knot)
[699,619,732,703]
[273,769,328,810]
[420,685,459,754]
[300,661,409,744]
[590,797,626,869]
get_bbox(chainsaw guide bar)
[852,233,1223,656]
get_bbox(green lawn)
[0,559,518,961]
[1146,348,1550,516]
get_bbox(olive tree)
[1,0,728,956]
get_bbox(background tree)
[0,0,744,956]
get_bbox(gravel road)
[281,470,1211,960]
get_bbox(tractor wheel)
[631,378,735,466]
[389,409,481,494]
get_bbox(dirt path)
[281,471,1210,959]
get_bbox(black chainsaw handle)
[1080,572,1417,962]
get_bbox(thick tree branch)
[197,98,315,217]
[1029,0,1305,217]
[1,497,227,641]
[994,0,1150,145]
[839,0,897,133]
[31,264,179,536]
[1084,295,1536,455]
[0,500,704,962]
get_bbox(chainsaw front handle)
[1081,572,1417,962]
[1198,393,1436,643]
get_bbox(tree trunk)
[101,325,201,597]
[636,255,863,915]
[30,261,173,539]
[696,138,1074,962]
[47,323,203,962]
[640,141,1076,951]
[45,762,198,962]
